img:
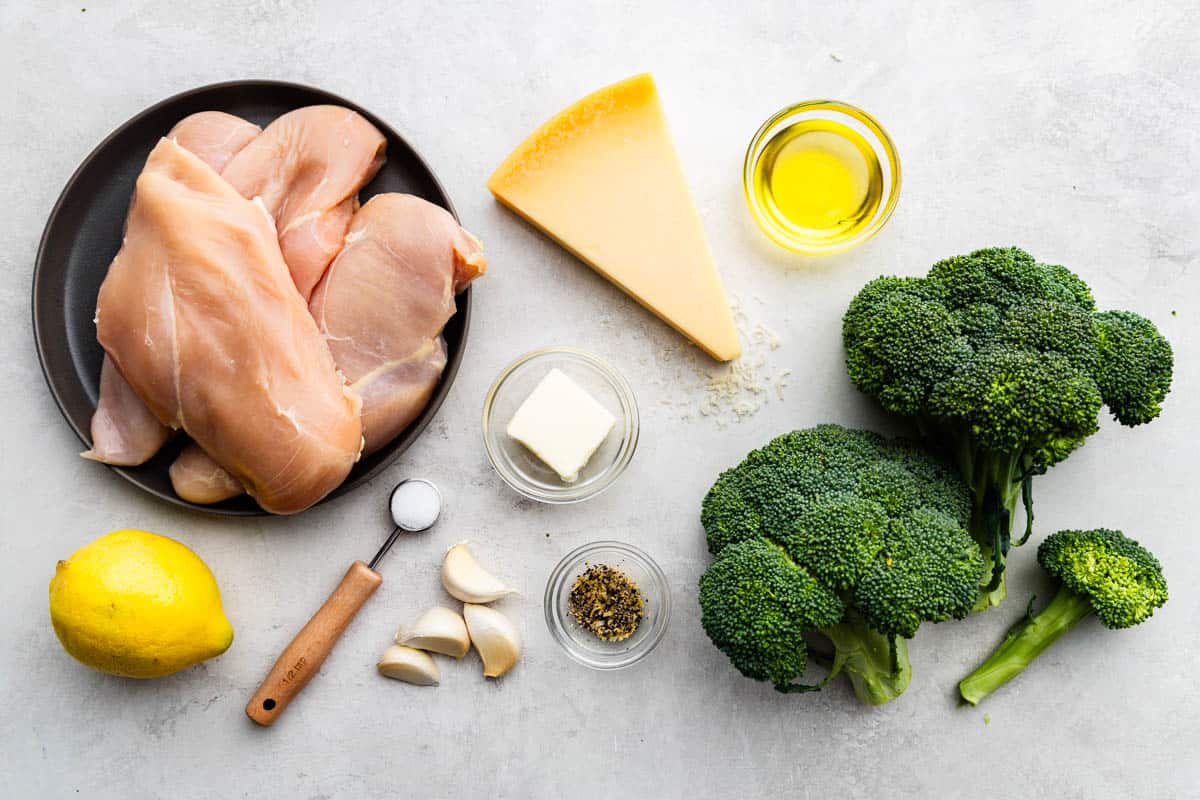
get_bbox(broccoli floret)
[855,508,985,638]
[782,494,886,590]
[698,539,844,688]
[843,247,1173,608]
[1037,528,1168,628]
[928,348,1102,465]
[698,426,984,704]
[1094,310,1175,425]
[958,529,1167,705]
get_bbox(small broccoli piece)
[958,529,1167,705]
[1037,528,1168,628]
[843,247,1174,609]
[699,539,844,688]
[1094,310,1174,425]
[698,426,984,704]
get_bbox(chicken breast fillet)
[168,442,245,504]
[96,138,362,514]
[309,193,486,454]
[81,356,171,466]
[171,193,485,499]
[222,105,386,300]
[85,111,265,467]
[168,111,262,173]
[85,111,263,468]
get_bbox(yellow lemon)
[48,529,234,678]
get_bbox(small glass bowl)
[482,347,639,504]
[743,99,901,255]
[544,540,671,670]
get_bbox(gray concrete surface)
[2,2,1197,798]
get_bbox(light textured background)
[2,2,1197,798]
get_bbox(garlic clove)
[463,603,521,678]
[441,543,517,603]
[396,606,470,659]
[377,644,440,686]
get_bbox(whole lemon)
[48,529,234,678]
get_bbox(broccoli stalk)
[843,248,1174,610]
[938,428,1034,609]
[958,529,1168,705]
[773,613,912,705]
[817,611,912,706]
[958,589,1092,704]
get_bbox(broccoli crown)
[698,426,984,692]
[1037,528,1168,629]
[843,247,1173,467]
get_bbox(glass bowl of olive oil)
[743,100,900,255]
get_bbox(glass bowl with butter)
[483,347,639,503]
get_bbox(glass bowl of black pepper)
[544,540,671,669]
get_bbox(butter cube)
[506,368,616,483]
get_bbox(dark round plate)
[32,80,472,516]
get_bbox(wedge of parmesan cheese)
[487,74,740,362]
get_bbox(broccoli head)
[699,425,984,704]
[958,528,1167,705]
[843,247,1174,608]
[1037,528,1168,629]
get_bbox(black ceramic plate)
[33,80,471,515]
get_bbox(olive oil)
[745,101,900,253]
[751,117,884,250]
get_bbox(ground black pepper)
[568,564,645,642]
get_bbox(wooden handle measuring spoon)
[246,479,443,727]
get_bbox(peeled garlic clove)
[396,607,470,659]
[377,644,439,686]
[441,543,517,603]
[463,603,521,678]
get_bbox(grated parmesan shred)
[651,299,790,428]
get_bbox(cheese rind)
[488,74,741,362]
[506,369,616,483]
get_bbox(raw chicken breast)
[85,111,262,469]
[95,138,362,514]
[168,111,261,173]
[222,105,386,299]
[309,193,486,454]
[169,442,244,504]
[81,356,171,466]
